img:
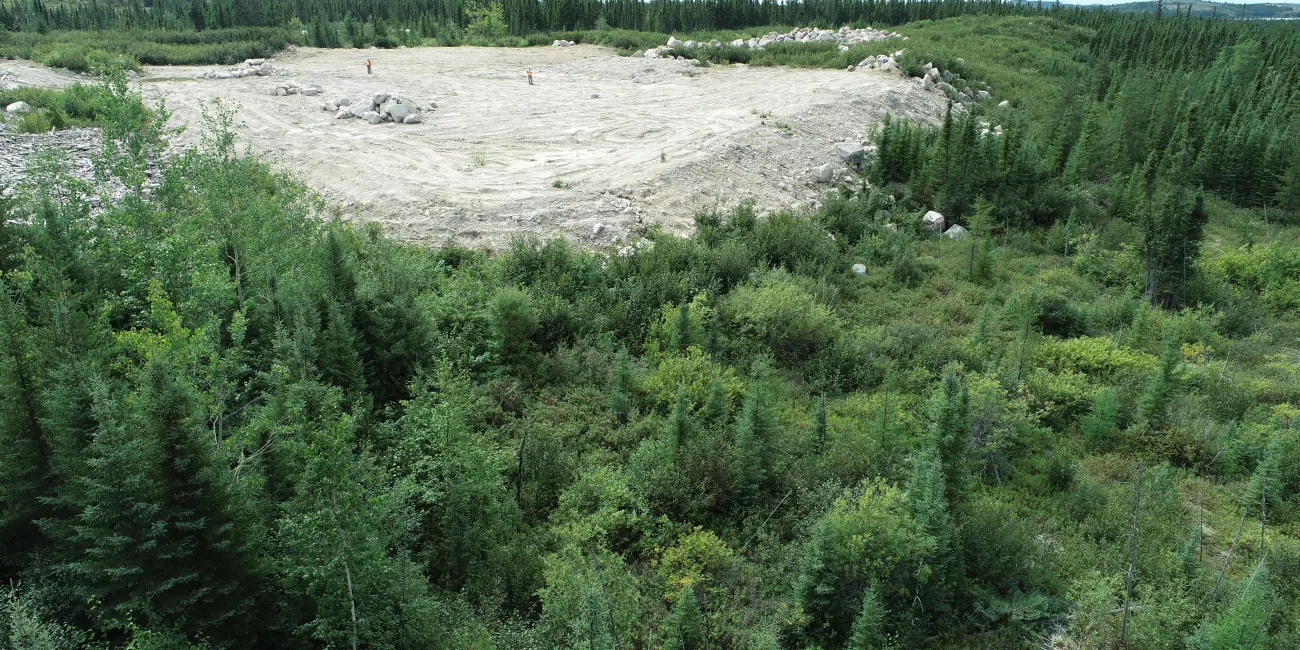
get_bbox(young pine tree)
[733,362,777,504]
[1138,325,1182,429]
[927,366,971,505]
[1081,387,1120,451]
[608,348,633,424]
[666,586,705,650]
[847,585,886,650]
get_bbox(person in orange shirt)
[526,67,533,85]
[365,58,372,74]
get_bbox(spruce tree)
[1081,387,1120,451]
[847,585,886,650]
[733,361,777,504]
[667,586,704,650]
[1139,325,1182,429]
[664,389,695,460]
[927,366,971,504]
[0,284,49,579]
[608,348,633,424]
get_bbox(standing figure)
[365,58,372,75]
[526,67,533,85]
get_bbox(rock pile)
[265,81,323,97]
[324,92,430,125]
[636,26,901,58]
[551,39,576,47]
[203,58,291,79]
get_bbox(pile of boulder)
[324,92,430,125]
[265,81,324,97]
[849,49,906,73]
[550,39,576,47]
[636,26,901,58]
[203,58,291,79]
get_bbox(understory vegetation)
[2,7,1300,650]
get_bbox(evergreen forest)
[2,2,1300,650]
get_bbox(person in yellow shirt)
[365,58,372,74]
[526,67,533,85]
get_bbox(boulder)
[879,60,899,73]
[833,141,866,166]
[323,100,339,111]
[813,163,835,184]
[943,224,969,239]
[922,76,935,91]
[388,103,411,122]
[245,58,266,67]
[335,108,354,119]
[922,211,945,232]
[667,37,683,48]
[5,101,32,114]
[276,87,288,96]
[730,39,745,47]
[851,263,867,276]
[403,113,424,124]
[373,92,390,105]
[363,111,382,124]
[303,88,320,96]
[632,50,644,58]
[592,223,606,236]
[336,97,352,107]
[976,90,990,100]
[998,100,1011,108]
[883,222,899,233]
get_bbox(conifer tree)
[667,586,705,650]
[1139,325,1182,429]
[847,585,886,650]
[664,389,695,460]
[1081,387,1120,451]
[608,348,633,424]
[927,366,971,504]
[733,361,777,504]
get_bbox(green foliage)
[796,479,931,647]
[847,585,887,650]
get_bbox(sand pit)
[9,46,947,247]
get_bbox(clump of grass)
[0,84,109,130]
[471,152,488,167]
[551,178,569,188]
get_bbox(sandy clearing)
[11,45,947,248]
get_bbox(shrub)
[724,269,839,362]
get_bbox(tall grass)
[0,84,111,132]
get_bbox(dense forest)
[3,3,1300,650]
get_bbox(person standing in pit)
[365,58,372,74]
[526,67,533,85]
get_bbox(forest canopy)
[1,4,1300,650]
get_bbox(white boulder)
[833,141,867,166]
[923,211,945,232]
[943,224,969,239]
[403,113,424,124]
[5,101,32,114]
[851,263,867,276]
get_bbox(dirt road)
[12,46,947,248]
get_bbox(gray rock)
[336,97,352,106]
[813,163,835,184]
[834,141,866,165]
[667,37,683,48]
[245,58,266,67]
[883,222,898,233]
[941,70,953,83]
[275,87,288,96]
[998,100,1011,108]
[388,103,411,122]
[633,50,644,58]
[592,223,606,236]
[923,210,945,232]
[851,263,867,276]
[323,100,339,111]
[922,76,935,91]
[403,113,424,124]
[303,88,320,96]
[363,111,382,124]
[373,92,389,105]
[847,65,856,72]
[976,90,990,100]
[335,108,355,119]
[943,224,969,239]
[5,101,32,114]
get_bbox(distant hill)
[1094,1,1300,19]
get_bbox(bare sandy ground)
[7,46,946,248]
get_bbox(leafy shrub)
[724,269,839,361]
